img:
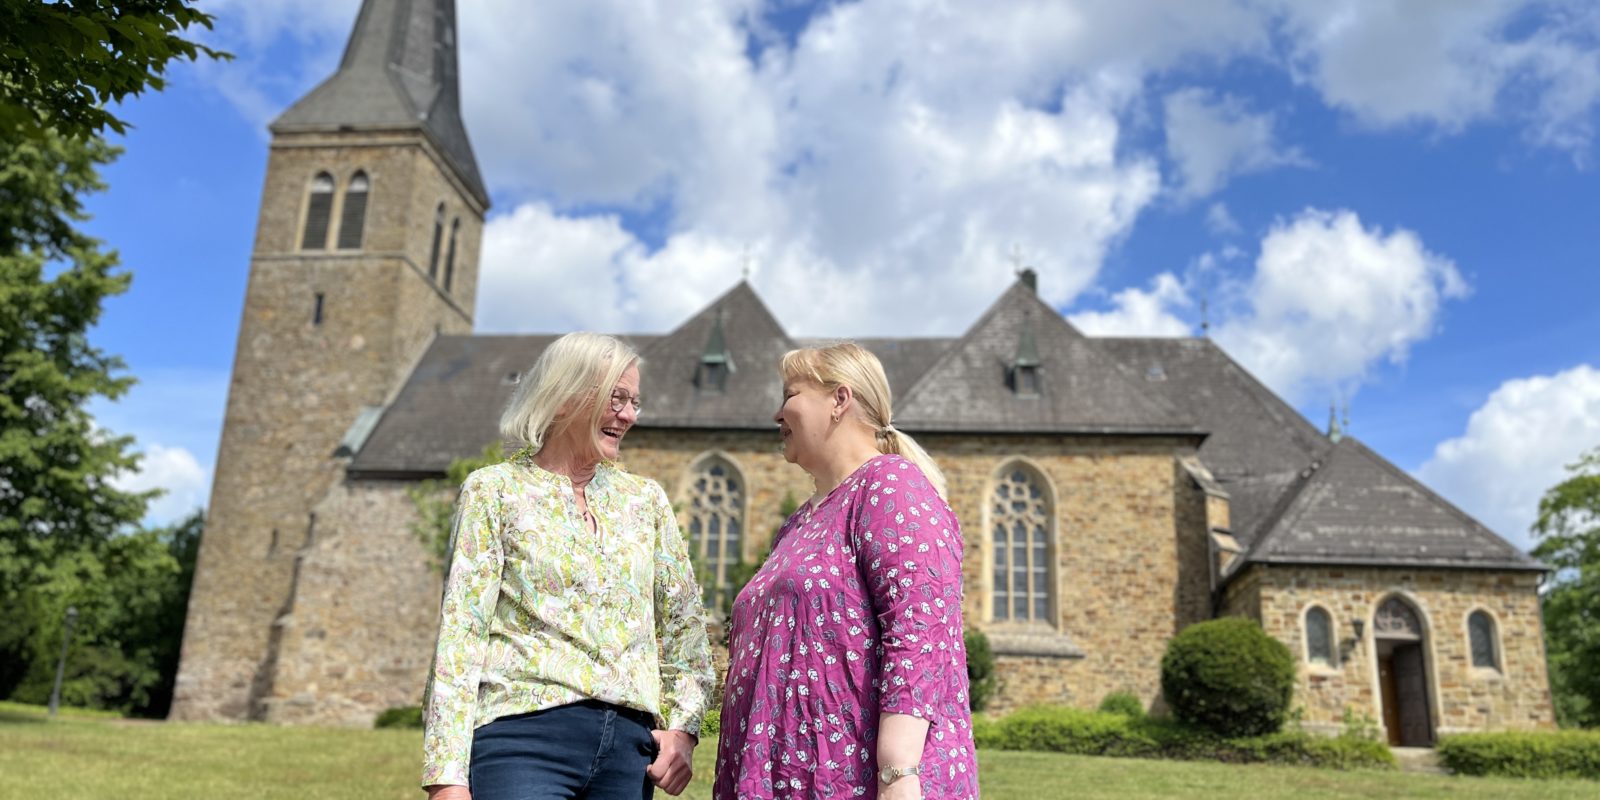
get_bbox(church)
[171,0,1556,747]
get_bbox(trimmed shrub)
[964,628,998,713]
[1160,617,1295,738]
[981,705,1394,770]
[374,705,422,729]
[1438,730,1600,780]
[1097,691,1145,719]
[700,707,721,738]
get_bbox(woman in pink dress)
[714,343,979,800]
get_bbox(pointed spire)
[1327,400,1343,443]
[273,0,487,207]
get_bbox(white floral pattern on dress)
[421,457,714,787]
[714,455,979,799]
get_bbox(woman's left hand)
[646,729,697,795]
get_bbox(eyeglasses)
[609,390,643,413]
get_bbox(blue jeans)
[470,700,658,800]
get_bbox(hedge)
[374,705,423,729]
[1437,730,1600,780]
[979,706,1394,770]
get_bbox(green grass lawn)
[1,701,1594,799]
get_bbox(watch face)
[879,766,894,783]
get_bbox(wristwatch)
[878,763,921,785]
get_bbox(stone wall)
[1229,564,1555,737]
[171,129,484,722]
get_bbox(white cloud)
[1069,273,1193,336]
[1163,88,1306,200]
[1206,202,1243,236]
[1212,208,1469,402]
[112,444,209,528]
[1417,364,1600,551]
[1275,0,1600,154]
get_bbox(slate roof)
[636,282,797,428]
[272,0,489,208]
[1243,438,1544,571]
[347,276,1541,574]
[1095,337,1330,546]
[894,283,1199,435]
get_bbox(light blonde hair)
[780,342,948,497]
[500,332,639,459]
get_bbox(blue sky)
[85,0,1600,551]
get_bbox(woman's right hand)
[425,784,470,800]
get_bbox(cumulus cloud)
[112,444,209,528]
[1417,365,1600,551]
[1164,88,1307,200]
[1206,203,1243,236]
[1212,208,1470,402]
[1275,0,1600,154]
[1069,273,1193,336]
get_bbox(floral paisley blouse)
[714,455,979,799]
[421,457,715,787]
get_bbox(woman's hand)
[424,784,470,800]
[880,775,923,800]
[646,729,697,795]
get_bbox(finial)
[1008,242,1025,273]
[1342,400,1350,435]
[1200,294,1210,336]
[739,244,753,282]
[1327,400,1343,442]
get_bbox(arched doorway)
[1373,596,1435,746]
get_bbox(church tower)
[171,0,488,721]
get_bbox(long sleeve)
[649,481,714,735]
[852,458,968,725]
[421,471,505,787]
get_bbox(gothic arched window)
[991,462,1053,625]
[300,172,335,250]
[687,455,745,609]
[1305,605,1336,666]
[1468,610,1499,670]
[443,218,460,292]
[336,171,370,250]
[428,204,445,279]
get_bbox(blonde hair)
[500,332,639,458]
[780,342,948,497]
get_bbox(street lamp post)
[48,605,78,718]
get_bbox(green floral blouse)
[421,457,714,787]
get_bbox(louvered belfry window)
[687,456,744,610]
[443,218,460,292]
[336,172,370,250]
[428,204,445,279]
[992,463,1052,624]
[301,172,335,250]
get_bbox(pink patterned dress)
[714,455,979,799]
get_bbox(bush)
[1437,730,1600,780]
[374,706,422,729]
[1097,691,1145,719]
[700,707,721,738]
[981,705,1394,770]
[1160,617,1294,738]
[964,628,998,713]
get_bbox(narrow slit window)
[313,292,325,326]
[1469,610,1499,670]
[1306,606,1335,666]
[336,172,369,250]
[300,172,335,250]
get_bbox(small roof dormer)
[696,309,735,393]
[1010,312,1041,396]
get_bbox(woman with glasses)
[422,332,715,800]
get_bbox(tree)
[1532,447,1600,728]
[0,130,155,699]
[1,0,228,141]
